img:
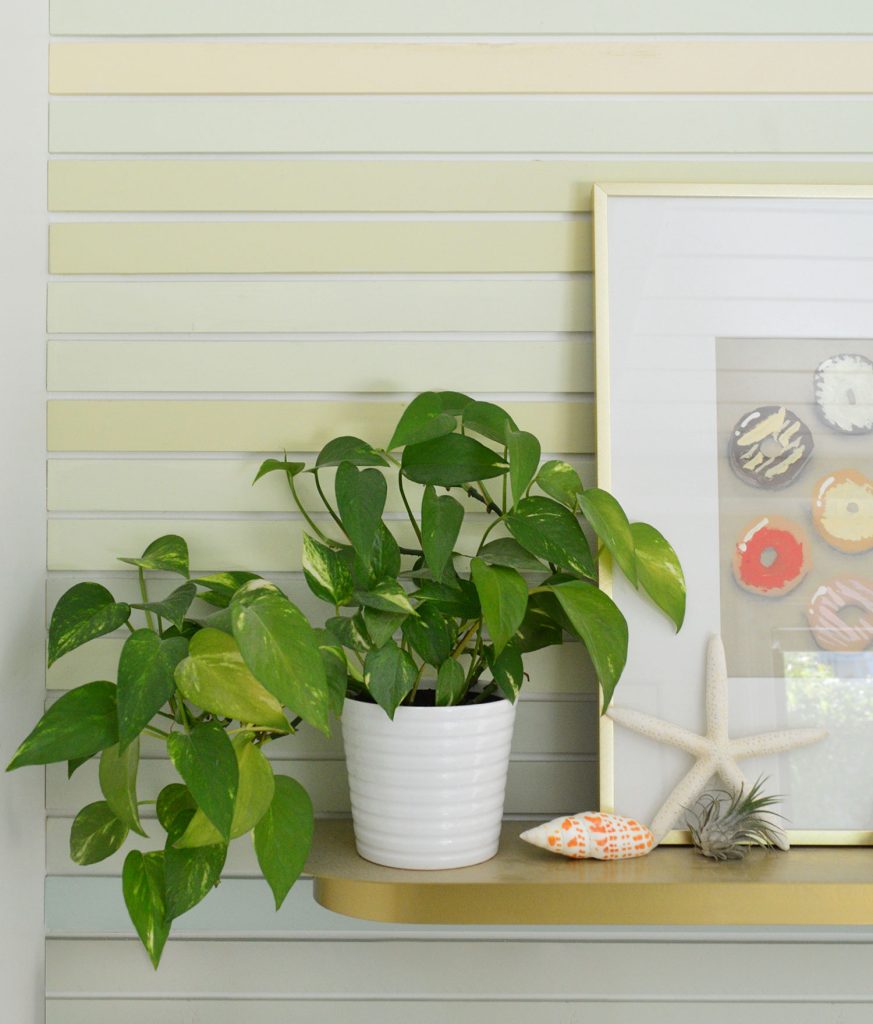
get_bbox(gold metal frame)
[593,182,873,847]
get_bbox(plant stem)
[451,620,480,660]
[397,472,423,546]
[476,480,501,514]
[288,473,333,544]
[476,515,504,553]
[228,725,292,736]
[463,484,502,516]
[408,658,428,703]
[313,469,348,537]
[501,448,508,512]
[143,725,170,740]
[124,620,136,634]
[138,568,155,632]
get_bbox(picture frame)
[593,184,873,845]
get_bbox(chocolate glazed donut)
[728,405,814,489]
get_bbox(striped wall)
[45,3,873,1020]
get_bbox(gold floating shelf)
[308,820,873,926]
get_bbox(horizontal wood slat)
[49,42,873,96]
[46,456,595,511]
[46,400,594,452]
[49,99,873,155]
[47,0,873,36]
[46,635,597,696]
[45,937,873,997]
[49,221,591,275]
[43,1000,873,1024]
[48,160,873,213]
[46,280,592,333]
[47,758,596,817]
[47,338,592,392]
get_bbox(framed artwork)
[594,185,873,844]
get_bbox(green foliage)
[9,533,329,968]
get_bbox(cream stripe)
[49,221,591,274]
[45,456,595,512]
[47,400,593,453]
[49,99,873,155]
[47,0,873,36]
[49,42,873,96]
[48,160,873,214]
[47,339,592,392]
[46,281,592,333]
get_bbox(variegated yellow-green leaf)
[122,850,170,968]
[48,582,130,667]
[69,801,128,866]
[167,724,238,843]
[470,558,528,658]
[99,739,147,837]
[253,775,314,910]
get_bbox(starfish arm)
[608,706,711,757]
[649,756,718,845]
[705,635,730,744]
[730,728,828,760]
[715,759,751,795]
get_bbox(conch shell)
[520,812,655,860]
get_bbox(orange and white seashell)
[519,812,656,860]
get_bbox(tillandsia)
[686,777,787,861]
[6,535,339,968]
[256,391,687,718]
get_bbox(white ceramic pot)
[341,696,517,869]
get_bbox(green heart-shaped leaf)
[577,488,637,586]
[506,428,541,509]
[476,538,547,573]
[462,401,518,444]
[547,580,628,712]
[402,603,454,666]
[156,783,196,832]
[119,534,189,577]
[231,582,331,736]
[506,496,595,580]
[118,631,188,750]
[130,582,197,632]
[421,484,464,584]
[470,558,528,658]
[163,808,227,923]
[253,775,314,910]
[401,433,508,487]
[335,463,387,571]
[354,580,417,616]
[436,658,466,707]
[486,642,524,702]
[302,533,354,607]
[361,607,407,649]
[174,628,289,731]
[99,739,147,837]
[363,641,417,718]
[252,457,305,484]
[122,850,170,968]
[7,681,118,770]
[316,435,388,468]
[167,724,238,843]
[388,392,458,450]
[535,460,584,509]
[631,522,686,631]
[69,801,129,866]
[48,582,131,667]
[192,572,262,609]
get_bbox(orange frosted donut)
[732,515,810,597]
[807,576,873,652]
[812,469,873,554]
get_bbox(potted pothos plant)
[6,535,341,967]
[255,391,685,869]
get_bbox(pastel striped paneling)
[49,99,873,155]
[49,221,591,274]
[48,159,873,213]
[47,0,873,35]
[47,400,594,452]
[49,42,873,95]
[47,281,592,333]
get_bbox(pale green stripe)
[49,221,591,274]
[46,456,595,511]
[45,937,873,996]
[49,159,873,214]
[47,758,596,817]
[46,281,592,333]
[47,400,594,453]
[44,1001,873,1024]
[49,99,873,155]
[47,635,596,701]
[47,339,593,392]
[48,0,873,36]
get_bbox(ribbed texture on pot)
[341,697,517,869]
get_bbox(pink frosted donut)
[807,576,873,652]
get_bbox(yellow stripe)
[48,0,873,37]
[50,42,873,95]
[47,400,594,453]
[47,281,592,334]
[49,160,873,214]
[47,339,593,393]
[47,457,595,512]
[49,221,591,274]
[50,99,873,155]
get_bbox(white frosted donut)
[814,353,873,434]
[807,576,873,652]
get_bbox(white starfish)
[607,635,827,845]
